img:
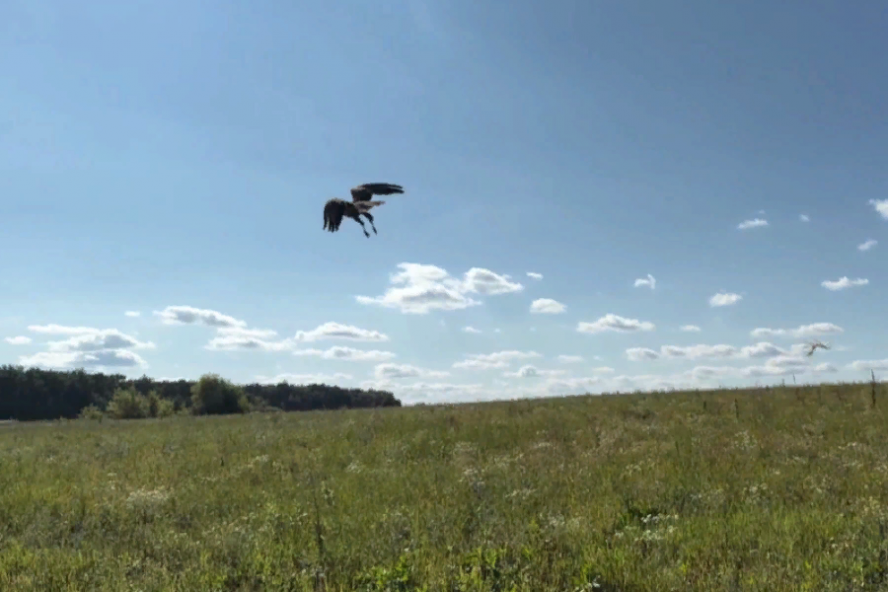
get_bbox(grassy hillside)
[1,380,887,590]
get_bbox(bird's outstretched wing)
[351,183,404,202]
[323,199,346,232]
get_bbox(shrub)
[78,404,104,421]
[146,390,176,418]
[106,387,149,419]
[191,373,250,416]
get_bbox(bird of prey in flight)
[323,183,405,238]
[804,340,830,357]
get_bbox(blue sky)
[2,0,887,404]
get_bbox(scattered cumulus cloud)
[255,372,353,385]
[680,325,701,332]
[870,199,888,220]
[624,341,836,367]
[821,277,869,291]
[848,359,888,372]
[503,365,566,379]
[292,346,396,362]
[4,336,31,345]
[373,363,450,380]
[356,263,522,314]
[20,324,153,369]
[858,239,877,252]
[20,349,148,369]
[153,305,247,328]
[529,298,566,314]
[626,348,660,361]
[124,311,141,318]
[294,322,389,343]
[462,326,482,334]
[634,274,656,290]
[361,380,487,403]
[737,218,768,230]
[750,323,843,339]
[556,355,583,364]
[18,324,154,370]
[462,268,524,295]
[577,314,655,334]
[526,272,543,280]
[453,350,541,370]
[45,329,155,353]
[28,324,107,335]
[205,328,292,352]
[709,292,742,307]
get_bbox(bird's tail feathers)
[356,200,385,211]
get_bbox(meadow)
[2,380,888,591]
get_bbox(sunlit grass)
[1,381,887,590]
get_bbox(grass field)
[2,380,888,590]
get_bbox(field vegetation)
[1,378,887,590]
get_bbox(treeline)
[0,365,401,421]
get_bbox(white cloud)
[870,199,888,220]
[626,348,660,361]
[592,366,615,374]
[373,363,450,380]
[4,336,31,345]
[750,323,843,339]
[20,324,153,370]
[800,214,810,222]
[462,326,482,334]
[255,372,353,385]
[453,350,541,370]
[709,292,742,307]
[577,314,655,334]
[204,327,292,351]
[556,355,584,364]
[362,380,488,403]
[848,359,888,372]
[503,365,566,379]
[858,239,878,252]
[355,263,521,314]
[46,329,155,353]
[633,274,656,290]
[292,346,396,362]
[626,341,817,363]
[529,298,566,314]
[680,325,701,332]
[821,277,869,291]
[20,349,148,370]
[462,268,524,295]
[659,344,740,359]
[294,322,389,343]
[28,324,105,335]
[153,305,247,328]
[124,311,141,318]
[737,218,768,230]
[526,272,543,280]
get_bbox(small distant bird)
[323,183,405,238]
[805,340,830,357]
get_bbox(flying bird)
[805,340,831,357]
[323,183,405,238]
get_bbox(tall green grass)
[0,381,886,590]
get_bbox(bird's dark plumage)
[323,182,405,238]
